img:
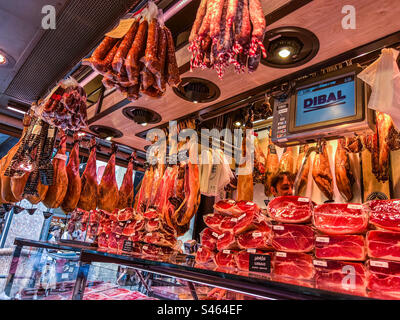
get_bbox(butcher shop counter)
[1,238,386,300]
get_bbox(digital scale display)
[295,75,356,127]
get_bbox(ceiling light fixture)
[0,53,6,65]
[141,122,148,127]
[7,106,26,115]
[278,48,292,58]
[105,136,112,141]
[234,121,242,127]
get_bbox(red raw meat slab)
[368,199,400,232]
[314,260,367,295]
[273,252,315,280]
[313,203,368,235]
[271,224,314,253]
[315,234,366,261]
[366,230,400,262]
[117,208,134,221]
[216,231,239,251]
[203,213,224,231]
[213,250,238,269]
[200,228,221,251]
[367,259,400,295]
[143,208,159,220]
[195,246,215,264]
[145,218,161,232]
[237,230,272,250]
[220,216,238,232]
[267,196,312,223]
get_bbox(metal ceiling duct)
[4,0,141,104]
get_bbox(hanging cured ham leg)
[237,129,253,201]
[296,145,311,196]
[117,152,135,209]
[61,133,82,213]
[376,111,391,182]
[279,147,295,174]
[335,139,355,202]
[77,137,98,211]
[312,142,334,200]
[98,143,119,213]
[43,131,68,209]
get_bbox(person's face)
[271,176,293,196]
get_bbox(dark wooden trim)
[0,123,23,138]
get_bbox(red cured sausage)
[125,20,148,84]
[221,0,238,52]
[189,0,209,42]
[248,0,266,41]
[164,27,181,87]
[155,28,168,92]
[91,37,118,62]
[112,20,139,74]
[142,18,160,76]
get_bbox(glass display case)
[2,238,391,300]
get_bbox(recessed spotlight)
[278,48,292,58]
[7,106,25,115]
[193,100,198,104]
[141,122,148,127]
[0,54,6,65]
[105,136,112,141]
[234,121,242,127]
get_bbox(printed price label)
[246,202,254,205]
[212,232,220,238]
[313,260,328,267]
[253,232,262,238]
[247,249,256,254]
[298,197,309,202]
[273,225,285,231]
[105,18,136,38]
[249,254,271,273]
[238,213,247,220]
[54,154,68,161]
[228,200,236,204]
[198,247,203,252]
[230,218,238,223]
[61,273,69,280]
[122,240,133,252]
[218,234,225,239]
[48,128,55,138]
[278,108,288,114]
[370,260,389,268]
[316,237,330,243]
[147,233,152,237]
[276,252,287,258]
[347,204,362,210]
[32,124,42,135]
[143,245,148,250]
[223,250,231,254]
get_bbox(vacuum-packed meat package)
[366,230,400,261]
[267,196,313,223]
[271,224,315,253]
[368,199,400,231]
[315,234,366,261]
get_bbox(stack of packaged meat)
[267,196,316,282]
[95,207,180,259]
[312,202,369,295]
[365,199,400,298]
[84,1,180,100]
[196,199,274,274]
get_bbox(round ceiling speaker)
[122,107,162,125]
[173,77,220,103]
[89,125,123,139]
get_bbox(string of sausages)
[189,0,266,79]
[85,11,181,101]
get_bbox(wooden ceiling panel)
[89,0,400,151]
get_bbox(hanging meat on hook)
[77,137,98,211]
[117,151,135,209]
[296,144,311,196]
[253,134,266,184]
[98,143,119,213]
[343,136,364,153]
[335,139,355,202]
[279,147,296,175]
[61,133,82,213]
[43,131,68,209]
[237,128,253,201]
[264,133,279,197]
[312,142,334,200]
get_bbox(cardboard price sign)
[249,254,271,273]
[105,18,136,38]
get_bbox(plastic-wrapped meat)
[213,250,237,269]
[116,234,129,253]
[196,246,215,264]
[314,260,367,295]
[117,208,135,222]
[368,199,400,232]
[313,203,368,235]
[142,244,161,257]
[213,199,259,216]
[267,196,313,223]
[144,232,177,248]
[200,227,220,251]
[97,233,108,249]
[233,210,267,234]
[235,250,273,272]
[367,259,400,297]
[219,216,238,233]
[271,224,315,253]
[143,208,159,220]
[129,231,145,243]
[273,252,315,280]
[366,230,400,262]
[216,231,239,251]
[315,234,366,261]
[237,230,272,250]
[145,218,161,233]
[107,233,118,252]
[203,213,224,231]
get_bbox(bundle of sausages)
[34,78,88,131]
[189,0,266,78]
[85,4,181,100]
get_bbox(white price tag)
[228,200,236,204]
[370,260,389,268]
[246,202,254,205]
[347,204,363,210]
[212,232,219,238]
[298,197,309,203]
[143,246,148,250]
[218,233,225,239]
[238,213,246,220]
[32,124,42,135]
[247,249,256,254]
[273,225,285,231]
[48,128,55,138]
[230,218,238,223]
[223,250,231,254]
[61,273,69,279]
[276,252,287,258]
[147,233,152,237]
[316,237,330,243]
[198,247,203,252]
[278,108,288,114]
[313,260,328,267]
[253,232,262,238]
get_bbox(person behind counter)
[270,171,295,197]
